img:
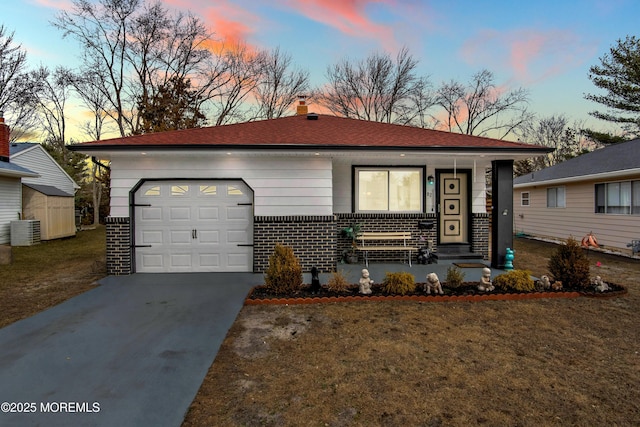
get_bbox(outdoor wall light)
[427,175,434,185]
[502,209,509,216]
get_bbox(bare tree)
[319,47,435,125]
[253,47,310,119]
[210,42,262,125]
[53,0,222,136]
[0,25,40,140]
[514,114,591,175]
[31,67,73,156]
[436,69,532,139]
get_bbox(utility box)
[10,220,41,246]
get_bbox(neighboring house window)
[355,167,422,212]
[546,187,565,208]
[521,192,530,206]
[595,181,640,214]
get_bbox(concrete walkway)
[0,273,260,427]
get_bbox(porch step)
[433,244,483,262]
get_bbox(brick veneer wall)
[336,213,437,264]
[105,217,131,275]
[254,215,337,273]
[472,213,490,260]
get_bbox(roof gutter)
[514,167,640,188]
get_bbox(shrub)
[326,270,351,293]
[548,237,591,289]
[445,266,465,289]
[381,272,416,295]
[493,270,535,292]
[264,244,303,295]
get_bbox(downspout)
[91,156,111,171]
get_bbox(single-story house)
[9,143,79,240]
[0,117,40,245]
[514,138,640,257]
[70,108,551,275]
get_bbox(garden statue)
[478,267,494,292]
[359,269,373,294]
[425,272,443,295]
[592,275,610,292]
[504,248,515,271]
[536,275,551,291]
[551,281,563,291]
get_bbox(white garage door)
[134,180,253,273]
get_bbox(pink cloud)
[279,0,399,50]
[460,28,597,85]
[31,0,74,9]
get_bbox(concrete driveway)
[0,273,259,427]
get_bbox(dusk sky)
[6,0,640,140]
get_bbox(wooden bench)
[355,231,418,267]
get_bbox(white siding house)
[514,138,640,256]
[72,113,550,275]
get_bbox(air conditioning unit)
[11,220,41,246]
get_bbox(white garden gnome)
[425,272,443,295]
[478,267,494,292]
[536,275,551,291]
[592,275,610,292]
[359,268,373,294]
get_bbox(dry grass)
[184,239,640,426]
[0,226,105,328]
[1,231,638,426]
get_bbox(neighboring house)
[0,117,39,245]
[514,138,640,257]
[71,108,550,275]
[9,143,79,240]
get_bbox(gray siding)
[0,177,22,244]
[11,146,77,195]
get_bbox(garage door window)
[228,185,244,196]
[144,186,161,196]
[199,185,217,196]
[171,185,189,196]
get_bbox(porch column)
[491,160,514,269]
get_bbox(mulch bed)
[245,282,627,305]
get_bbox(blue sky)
[6,0,640,140]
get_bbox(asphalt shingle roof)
[71,114,551,153]
[0,160,38,177]
[514,138,640,185]
[23,183,73,197]
[9,142,37,155]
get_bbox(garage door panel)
[170,207,191,220]
[198,254,220,268]
[140,230,163,244]
[170,253,192,268]
[227,230,249,244]
[227,253,250,268]
[140,253,163,268]
[141,207,162,220]
[226,206,250,220]
[170,230,193,244]
[198,207,219,220]
[135,180,253,273]
[198,230,219,244]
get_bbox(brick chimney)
[296,95,308,116]
[0,112,9,162]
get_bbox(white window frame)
[595,180,640,215]
[520,191,530,206]
[546,187,565,208]
[354,167,423,213]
